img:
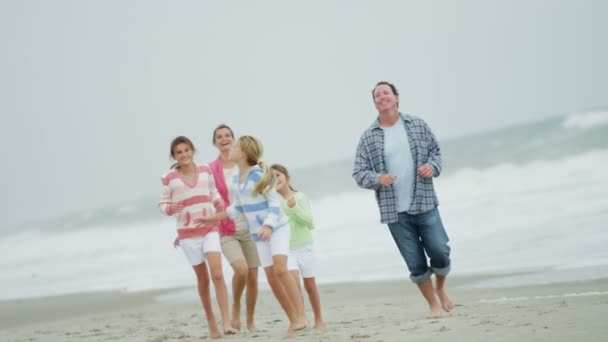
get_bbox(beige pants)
[220,229,261,267]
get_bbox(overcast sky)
[1,0,607,228]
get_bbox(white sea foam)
[479,291,608,304]
[1,150,608,300]
[561,110,608,129]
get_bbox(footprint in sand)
[350,333,371,339]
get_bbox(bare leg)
[206,252,236,335]
[289,270,305,301]
[418,279,442,318]
[303,277,325,331]
[434,275,454,312]
[192,263,221,339]
[273,255,307,336]
[246,267,259,332]
[289,270,307,322]
[229,260,249,330]
[264,266,296,323]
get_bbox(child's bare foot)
[208,318,222,338]
[231,304,241,330]
[231,320,241,331]
[282,327,296,339]
[209,326,222,339]
[247,320,256,333]
[293,320,307,331]
[314,321,326,332]
[224,325,237,335]
[427,302,442,319]
[436,288,454,312]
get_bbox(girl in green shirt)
[271,164,326,331]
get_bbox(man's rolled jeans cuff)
[410,269,432,284]
[431,265,450,277]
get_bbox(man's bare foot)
[247,321,256,333]
[427,302,442,319]
[314,321,326,332]
[436,288,454,312]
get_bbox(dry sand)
[2,274,607,341]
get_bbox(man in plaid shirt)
[353,81,453,318]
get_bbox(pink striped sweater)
[158,164,222,240]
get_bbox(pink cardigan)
[209,156,237,236]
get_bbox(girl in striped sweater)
[158,136,236,339]
[196,136,307,337]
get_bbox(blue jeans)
[387,208,451,284]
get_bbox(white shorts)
[287,251,299,271]
[290,245,316,278]
[179,232,222,266]
[256,225,291,268]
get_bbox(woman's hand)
[258,225,272,241]
[194,215,219,226]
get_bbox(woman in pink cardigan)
[209,124,261,332]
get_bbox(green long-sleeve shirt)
[279,191,314,248]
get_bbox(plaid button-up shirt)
[352,113,442,224]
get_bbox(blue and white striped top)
[226,165,289,240]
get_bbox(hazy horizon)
[1,0,607,228]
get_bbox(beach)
[2,2,608,341]
[2,273,607,342]
[1,113,607,342]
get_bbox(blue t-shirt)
[382,118,415,212]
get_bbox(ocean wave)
[561,110,608,129]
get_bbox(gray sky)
[1,0,607,228]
